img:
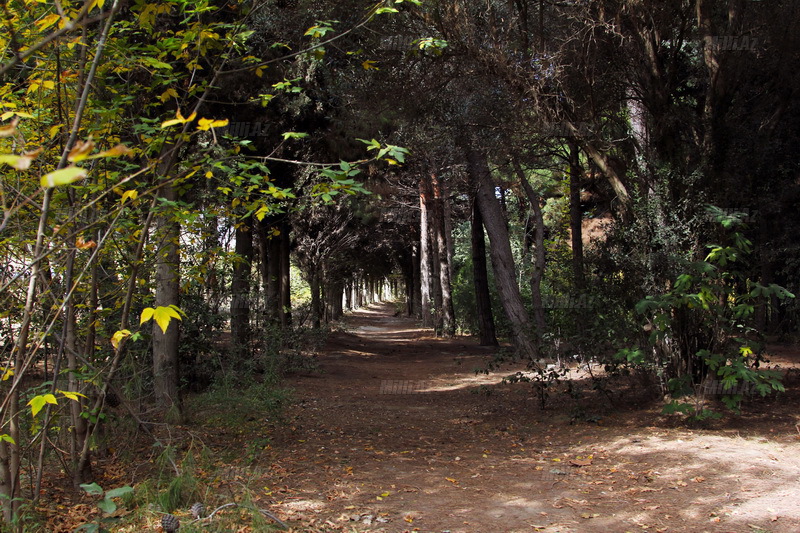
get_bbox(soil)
[45,302,800,532]
[265,303,800,533]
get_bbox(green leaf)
[80,482,104,496]
[104,486,133,499]
[282,132,308,140]
[97,498,117,514]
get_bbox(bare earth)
[263,302,800,533]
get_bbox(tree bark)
[514,161,547,335]
[432,174,456,337]
[153,179,181,415]
[466,143,538,360]
[231,217,253,356]
[310,268,322,328]
[471,198,498,346]
[418,178,434,327]
[280,218,292,327]
[567,140,585,289]
[262,219,281,324]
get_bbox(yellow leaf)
[161,109,197,128]
[255,67,264,77]
[197,118,229,131]
[57,389,88,401]
[37,14,61,31]
[1,368,13,381]
[68,138,95,162]
[120,190,138,204]
[75,236,97,250]
[0,118,19,137]
[28,394,58,417]
[153,305,182,334]
[0,154,25,170]
[160,87,178,103]
[49,125,61,139]
[93,144,132,158]
[205,171,213,178]
[111,329,131,349]
[41,166,87,188]
[361,60,379,70]
[140,307,155,325]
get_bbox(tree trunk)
[466,144,538,360]
[280,219,292,327]
[412,243,422,317]
[231,217,253,356]
[471,198,498,346]
[153,179,181,415]
[418,178,434,327]
[567,140,585,289]
[432,174,456,337]
[514,161,547,335]
[327,277,344,321]
[310,268,322,329]
[263,219,281,324]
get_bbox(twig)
[202,502,289,530]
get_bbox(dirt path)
[266,303,800,533]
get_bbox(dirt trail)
[266,303,800,533]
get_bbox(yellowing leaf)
[161,109,197,128]
[37,13,61,31]
[94,144,132,158]
[160,87,178,102]
[140,307,155,325]
[67,138,95,162]
[141,306,184,334]
[197,118,229,131]
[0,118,19,137]
[28,394,58,417]
[0,148,40,170]
[120,190,138,204]
[75,236,97,250]
[361,60,379,70]
[57,389,88,401]
[111,329,131,349]
[1,368,13,381]
[41,166,87,188]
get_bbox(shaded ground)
[264,303,800,533]
[44,302,800,532]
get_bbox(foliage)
[630,206,793,419]
[75,483,134,533]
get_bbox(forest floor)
[48,302,800,532]
[262,303,800,533]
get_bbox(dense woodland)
[1,0,799,530]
